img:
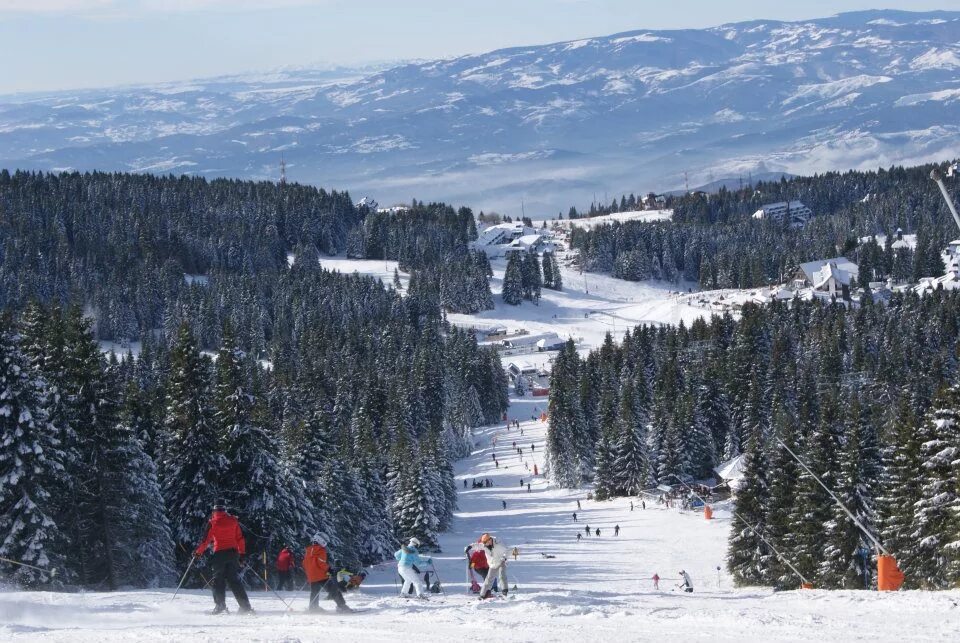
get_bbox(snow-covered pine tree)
[546,340,586,488]
[501,251,524,305]
[541,250,555,291]
[763,401,803,589]
[821,398,880,589]
[290,408,337,551]
[612,366,650,496]
[391,455,439,550]
[521,252,542,303]
[727,435,771,586]
[592,432,616,500]
[98,411,176,588]
[910,383,960,588]
[877,398,923,587]
[216,328,315,556]
[160,323,224,564]
[789,393,841,585]
[0,323,72,587]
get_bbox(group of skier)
[192,500,356,614]
[189,416,680,617]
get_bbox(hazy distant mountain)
[2,10,960,214]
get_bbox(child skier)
[477,533,510,600]
[652,573,660,589]
[194,500,253,615]
[395,537,432,599]
[303,534,351,612]
[275,546,295,591]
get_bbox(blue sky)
[0,0,954,94]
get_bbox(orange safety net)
[703,505,713,520]
[539,412,548,422]
[877,554,905,591]
[800,582,814,590]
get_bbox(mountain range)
[2,9,960,214]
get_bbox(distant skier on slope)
[194,500,253,615]
[614,525,620,537]
[395,537,433,599]
[652,573,660,589]
[678,570,694,593]
[303,535,351,612]
[477,533,510,599]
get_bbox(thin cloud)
[0,0,326,14]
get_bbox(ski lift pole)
[776,438,890,556]
[669,474,810,586]
[931,167,960,234]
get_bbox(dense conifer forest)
[546,290,960,590]
[569,163,958,289]
[0,171,507,589]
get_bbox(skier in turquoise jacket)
[394,537,432,597]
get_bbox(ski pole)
[0,556,58,578]
[171,555,198,601]
[430,562,447,596]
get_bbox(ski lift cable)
[775,438,890,556]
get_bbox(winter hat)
[408,537,421,548]
[213,499,227,511]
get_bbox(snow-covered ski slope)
[6,258,960,641]
[2,410,958,642]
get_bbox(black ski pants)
[277,570,293,591]
[210,549,252,610]
[309,577,347,610]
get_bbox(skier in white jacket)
[477,533,509,599]
[678,569,694,593]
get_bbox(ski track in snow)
[5,259,960,641]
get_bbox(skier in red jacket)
[276,546,295,591]
[194,500,253,615]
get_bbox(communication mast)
[279,155,287,186]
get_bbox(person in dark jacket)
[276,546,295,591]
[194,500,253,615]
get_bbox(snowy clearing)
[532,209,673,230]
[448,257,706,356]
[2,413,958,642]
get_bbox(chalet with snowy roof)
[796,257,858,299]
[752,200,813,227]
[472,222,554,258]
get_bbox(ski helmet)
[408,537,421,548]
[213,499,227,511]
[312,534,327,546]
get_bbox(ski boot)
[211,604,228,615]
